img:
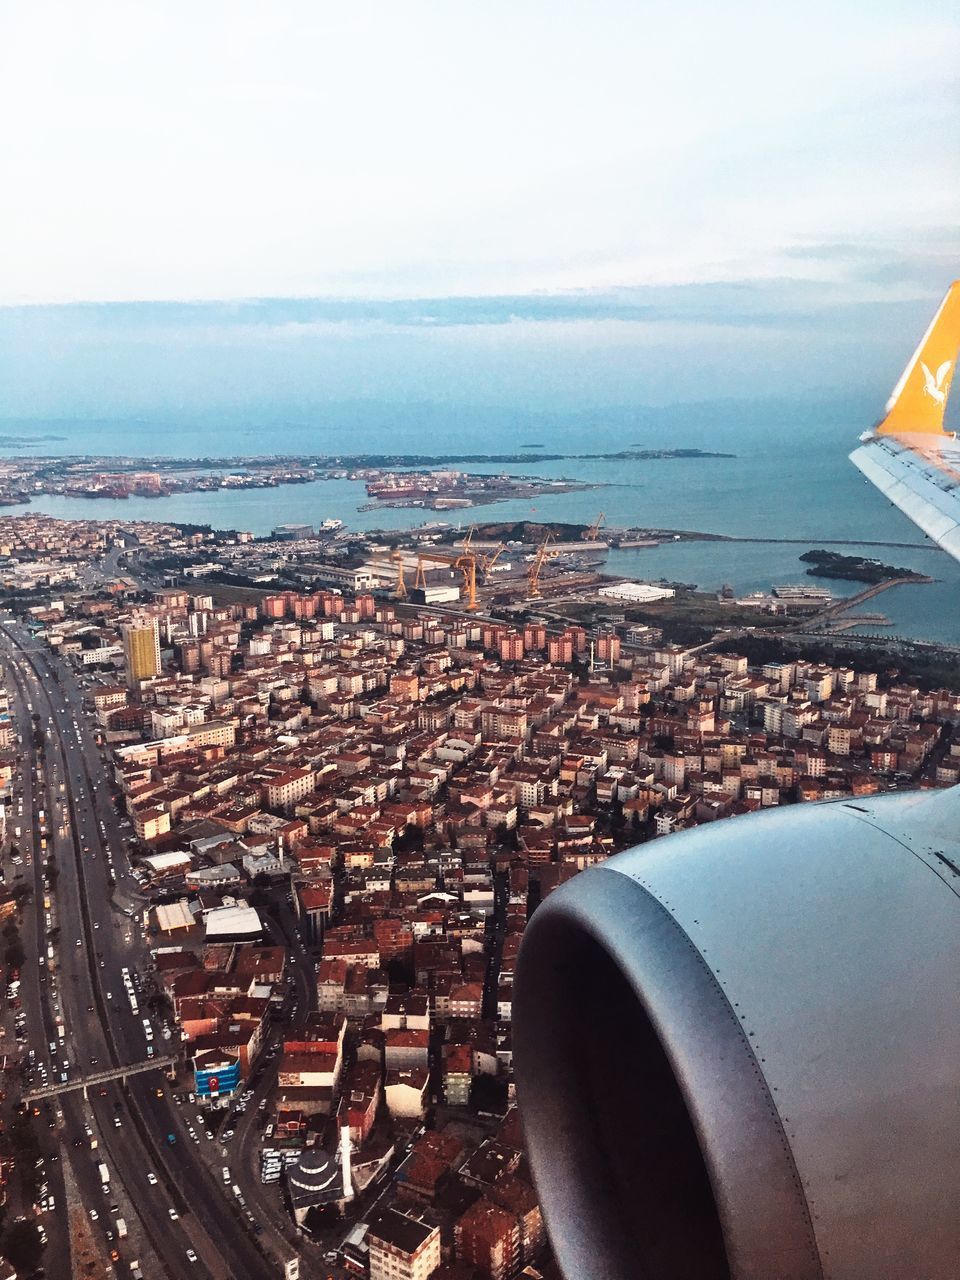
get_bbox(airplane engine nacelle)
[514,787,960,1280]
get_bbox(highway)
[1,620,281,1280]
[3,653,72,1276]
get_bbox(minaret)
[339,1122,353,1200]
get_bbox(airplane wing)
[851,280,960,563]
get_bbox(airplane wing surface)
[851,280,960,563]
[851,431,960,561]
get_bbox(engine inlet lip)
[514,862,824,1280]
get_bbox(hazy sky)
[1,2,958,423]
[2,1,958,305]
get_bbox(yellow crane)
[528,533,555,598]
[584,512,606,540]
[478,543,505,578]
[391,549,408,600]
[453,528,504,582]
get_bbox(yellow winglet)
[877,280,960,435]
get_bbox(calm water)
[2,404,957,644]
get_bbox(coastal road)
[0,621,281,1280]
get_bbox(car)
[168,1207,179,1220]
[75,938,81,947]
[186,1249,198,1263]
[147,1171,157,1185]
[223,1129,234,1141]
[89,1209,98,1221]
[106,992,112,1000]
[113,1116,122,1128]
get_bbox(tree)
[4,942,25,970]
[2,1219,45,1273]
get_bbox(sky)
[1,1,958,419]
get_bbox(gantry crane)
[414,549,479,610]
[584,512,606,541]
[391,549,408,599]
[453,528,504,583]
[528,533,556,598]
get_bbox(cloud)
[1,269,948,340]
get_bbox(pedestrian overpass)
[24,1054,177,1103]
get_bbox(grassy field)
[547,590,791,643]
[206,581,273,607]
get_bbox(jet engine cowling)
[513,787,960,1280]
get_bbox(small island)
[800,549,931,585]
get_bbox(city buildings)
[6,512,959,1280]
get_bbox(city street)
[1,620,281,1280]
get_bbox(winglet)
[877,281,960,435]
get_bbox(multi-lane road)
[0,619,281,1280]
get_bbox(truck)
[116,1218,127,1239]
[97,1162,110,1188]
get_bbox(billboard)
[194,1057,241,1100]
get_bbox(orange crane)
[455,528,503,581]
[391,549,408,600]
[528,533,555,598]
[584,512,606,540]
[478,543,505,578]
[414,549,479,610]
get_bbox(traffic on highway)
[0,619,280,1280]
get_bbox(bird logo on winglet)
[921,360,952,405]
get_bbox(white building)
[598,581,676,603]
[367,1209,441,1280]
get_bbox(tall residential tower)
[122,618,160,687]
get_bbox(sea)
[1,402,958,646]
